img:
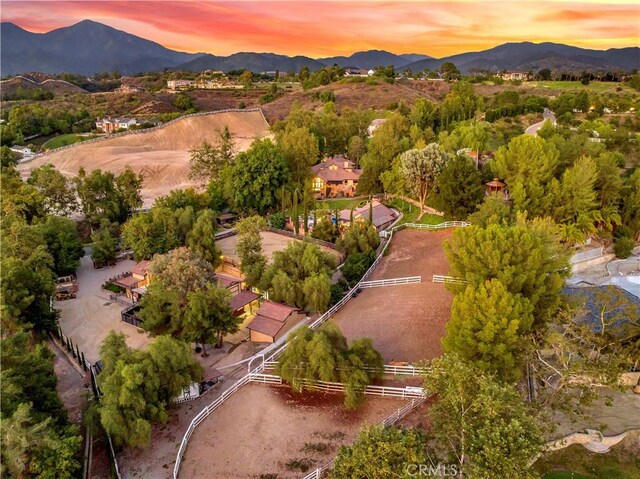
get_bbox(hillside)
[18,110,272,205]
[177,52,326,73]
[0,20,199,76]
[0,73,88,96]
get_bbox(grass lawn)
[42,134,98,150]
[533,441,640,479]
[386,198,447,226]
[529,81,633,93]
[315,198,366,211]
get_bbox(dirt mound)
[19,110,271,206]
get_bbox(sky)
[2,1,639,58]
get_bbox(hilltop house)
[339,200,399,231]
[312,156,362,198]
[167,79,194,90]
[344,67,370,77]
[500,71,530,81]
[246,301,304,343]
[367,118,387,137]
[96,117,138,133]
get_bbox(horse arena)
[332,228,454,363]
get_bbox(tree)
[187,209,220,267]
[439,62,461,82]
[445,223,570,326]
[620,168,640,238]
[276,125,319,187]
[347,135,366,166]
[310,217,338,242]
[444,279,534,381]
[121,208,182,260]
[341,251,375,286]
[97,333,202,447]
[74,167,142,225]
[332,425,430,479]
[185,285,239,353]
[538,68,552,81]
[188,127,235,182]
[236,216,268,288]
[239,70,253,88]
[399,143,448,210]
[27,164,77,215]
[36,216,84,275]
[491,135,559,218]
[90,224,117,268]
[534,287,640,413]
[263,240,336,311]
[276,323,383,408]
[336,222,380,256]
[435,154,484,219]
[410,98,438,131]
[468,195,513,227]
[424,354,543,478]
[231,139,291,214]
[1,145,18,167]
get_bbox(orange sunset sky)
[2,1,639,58]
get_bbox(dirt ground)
[331,229,454,363]
[55,254,153,363]
[178,384,409,479]
[217,230,341,264]
[18,110,271,206]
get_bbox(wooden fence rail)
[360,276,421,288]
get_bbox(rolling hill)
[404,42,639,73]
[318,50,432,69]
[177,52,326,73]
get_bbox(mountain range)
[1,20,638,77]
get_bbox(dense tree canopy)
[28,164,77,216]
[277,323,383,408]
[97,332,202,447]
[435,154,484,218]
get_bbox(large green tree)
[435,154,484,219]
[36,216,84,275]
[277,323,383,408]
[424,354,543,478]
[97,332,202,447]
[27,164,77,216]
[332,425,430,479]
[184,285,239,353]
[188,127,235,183]
[235,216,268,288]
[399,143,448,210]
[444,279,535,381]
[231,139,291,214]
[276,125,319,187]
[445,223,570,326]
[187,209,220,267]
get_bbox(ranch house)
[500,71,530,81]
[96,117,138,133]
[339,200,399,231]
[311,156,362,198]
[246,301,303,343]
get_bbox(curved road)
[525,108,556,136]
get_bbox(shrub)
[342,251,375,286]
[270,212,286,229]
[613,236,635,259]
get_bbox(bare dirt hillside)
[19,110,271,205]
[0,74,88,96]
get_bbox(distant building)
[367,118,387,137]
[500,71,530,81]
[116,84,145,94]
[95,117,138,133]
[167,79,194,90]
[311,156,362,198]
[485,178,509,200]
[344,67,369,77]
[9,145,34,158]
[339,200,399,231]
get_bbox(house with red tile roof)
[339,200,399,231]
[311,156,362,198]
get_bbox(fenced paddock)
[360,276,421,288]
[172,221,466,478]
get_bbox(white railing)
[263,361,427,377]
[359,276,421,288]
[293,379,426,399]
[172,220,466,478]
[247,373,283,384]
[432,275,468,284]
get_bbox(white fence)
[359,276,421,288]
[432,275,468,285]
[172,221,466,478]
[293,378,426,399]
[263,361,427,377]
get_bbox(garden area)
[42,133,100,150]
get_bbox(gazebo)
[485,178,507,198]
